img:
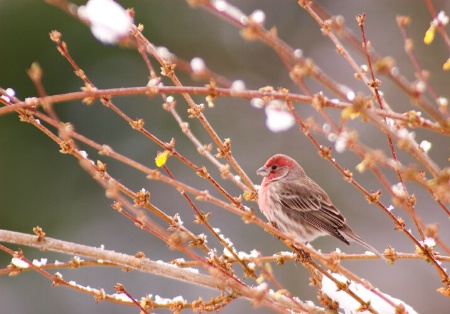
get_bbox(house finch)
[257,154,385,260]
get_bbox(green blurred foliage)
[1,1,449,313]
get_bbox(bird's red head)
[264,154,297,168]
[257,154,304,183]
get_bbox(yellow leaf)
[341,106,360,121]
[443,58,450,71]
[155,150,170,167]
[356,161,366,173]
[256,275,265,284]
[424,25,436,45]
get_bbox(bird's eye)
[271,165,278,170]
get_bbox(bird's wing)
[278,179,350,244]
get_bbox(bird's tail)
[341,225,386,261]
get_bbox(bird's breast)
[258,182,279,221]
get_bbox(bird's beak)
[256,166,269,177]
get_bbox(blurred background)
[1,0,449,313]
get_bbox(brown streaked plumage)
[257,154,385,260]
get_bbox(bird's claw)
[294,248,312,264]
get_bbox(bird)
[256,153,385,260]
